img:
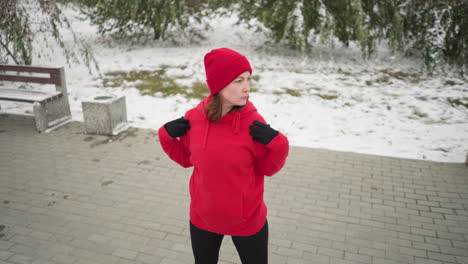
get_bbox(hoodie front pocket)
[194,183,245,228]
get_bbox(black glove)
[164,117,190,138]
[249,120,279,145]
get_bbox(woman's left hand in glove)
[249,120,279,145]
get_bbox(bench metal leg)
[33,97,71,133]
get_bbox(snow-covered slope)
[1,7,467,163]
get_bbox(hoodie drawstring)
[202,120,210,150]
[233,112,240,135]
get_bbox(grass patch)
[102,67,262,100]
[251,75,260,81]
[316,94,338,100]
[306,87,322,92]
[375,75,390,83]
[135,74,187,97]
[447,98,468,109]
[411,109,428,119]
[249,75,260,93]
[338,68,352,76]
[272,88,301,97]
[284,88,301,97]
[189,81,210,99]
[378,68,421,83]
[103,67,210,99]
[444,80,460,86]
[365,69,421,86]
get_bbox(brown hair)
[206,94,244,123]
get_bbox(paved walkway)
[0,114,467,264]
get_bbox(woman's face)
[219,71,251,108]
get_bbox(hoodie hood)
[194,95,257,149]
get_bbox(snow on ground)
[1,7,467,163]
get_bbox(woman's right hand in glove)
[164,117,190,138]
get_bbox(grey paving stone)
[7,253,35,264]
[1,114,467,264]
[0,250,14,260]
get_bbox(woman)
[158,48,289,264]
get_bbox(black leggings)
[190,220,268,264]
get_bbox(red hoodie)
[158,96,289,236]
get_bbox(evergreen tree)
[72,0,209,42]
[237,0,467,75]
[0,0,32,65]
[401,0,467,74]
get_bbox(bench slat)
[0,89,62,103]
[0,65,61,74]
[0,74,59,85]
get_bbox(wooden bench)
[0,64,72,132]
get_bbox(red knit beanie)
[204,48,252,95]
